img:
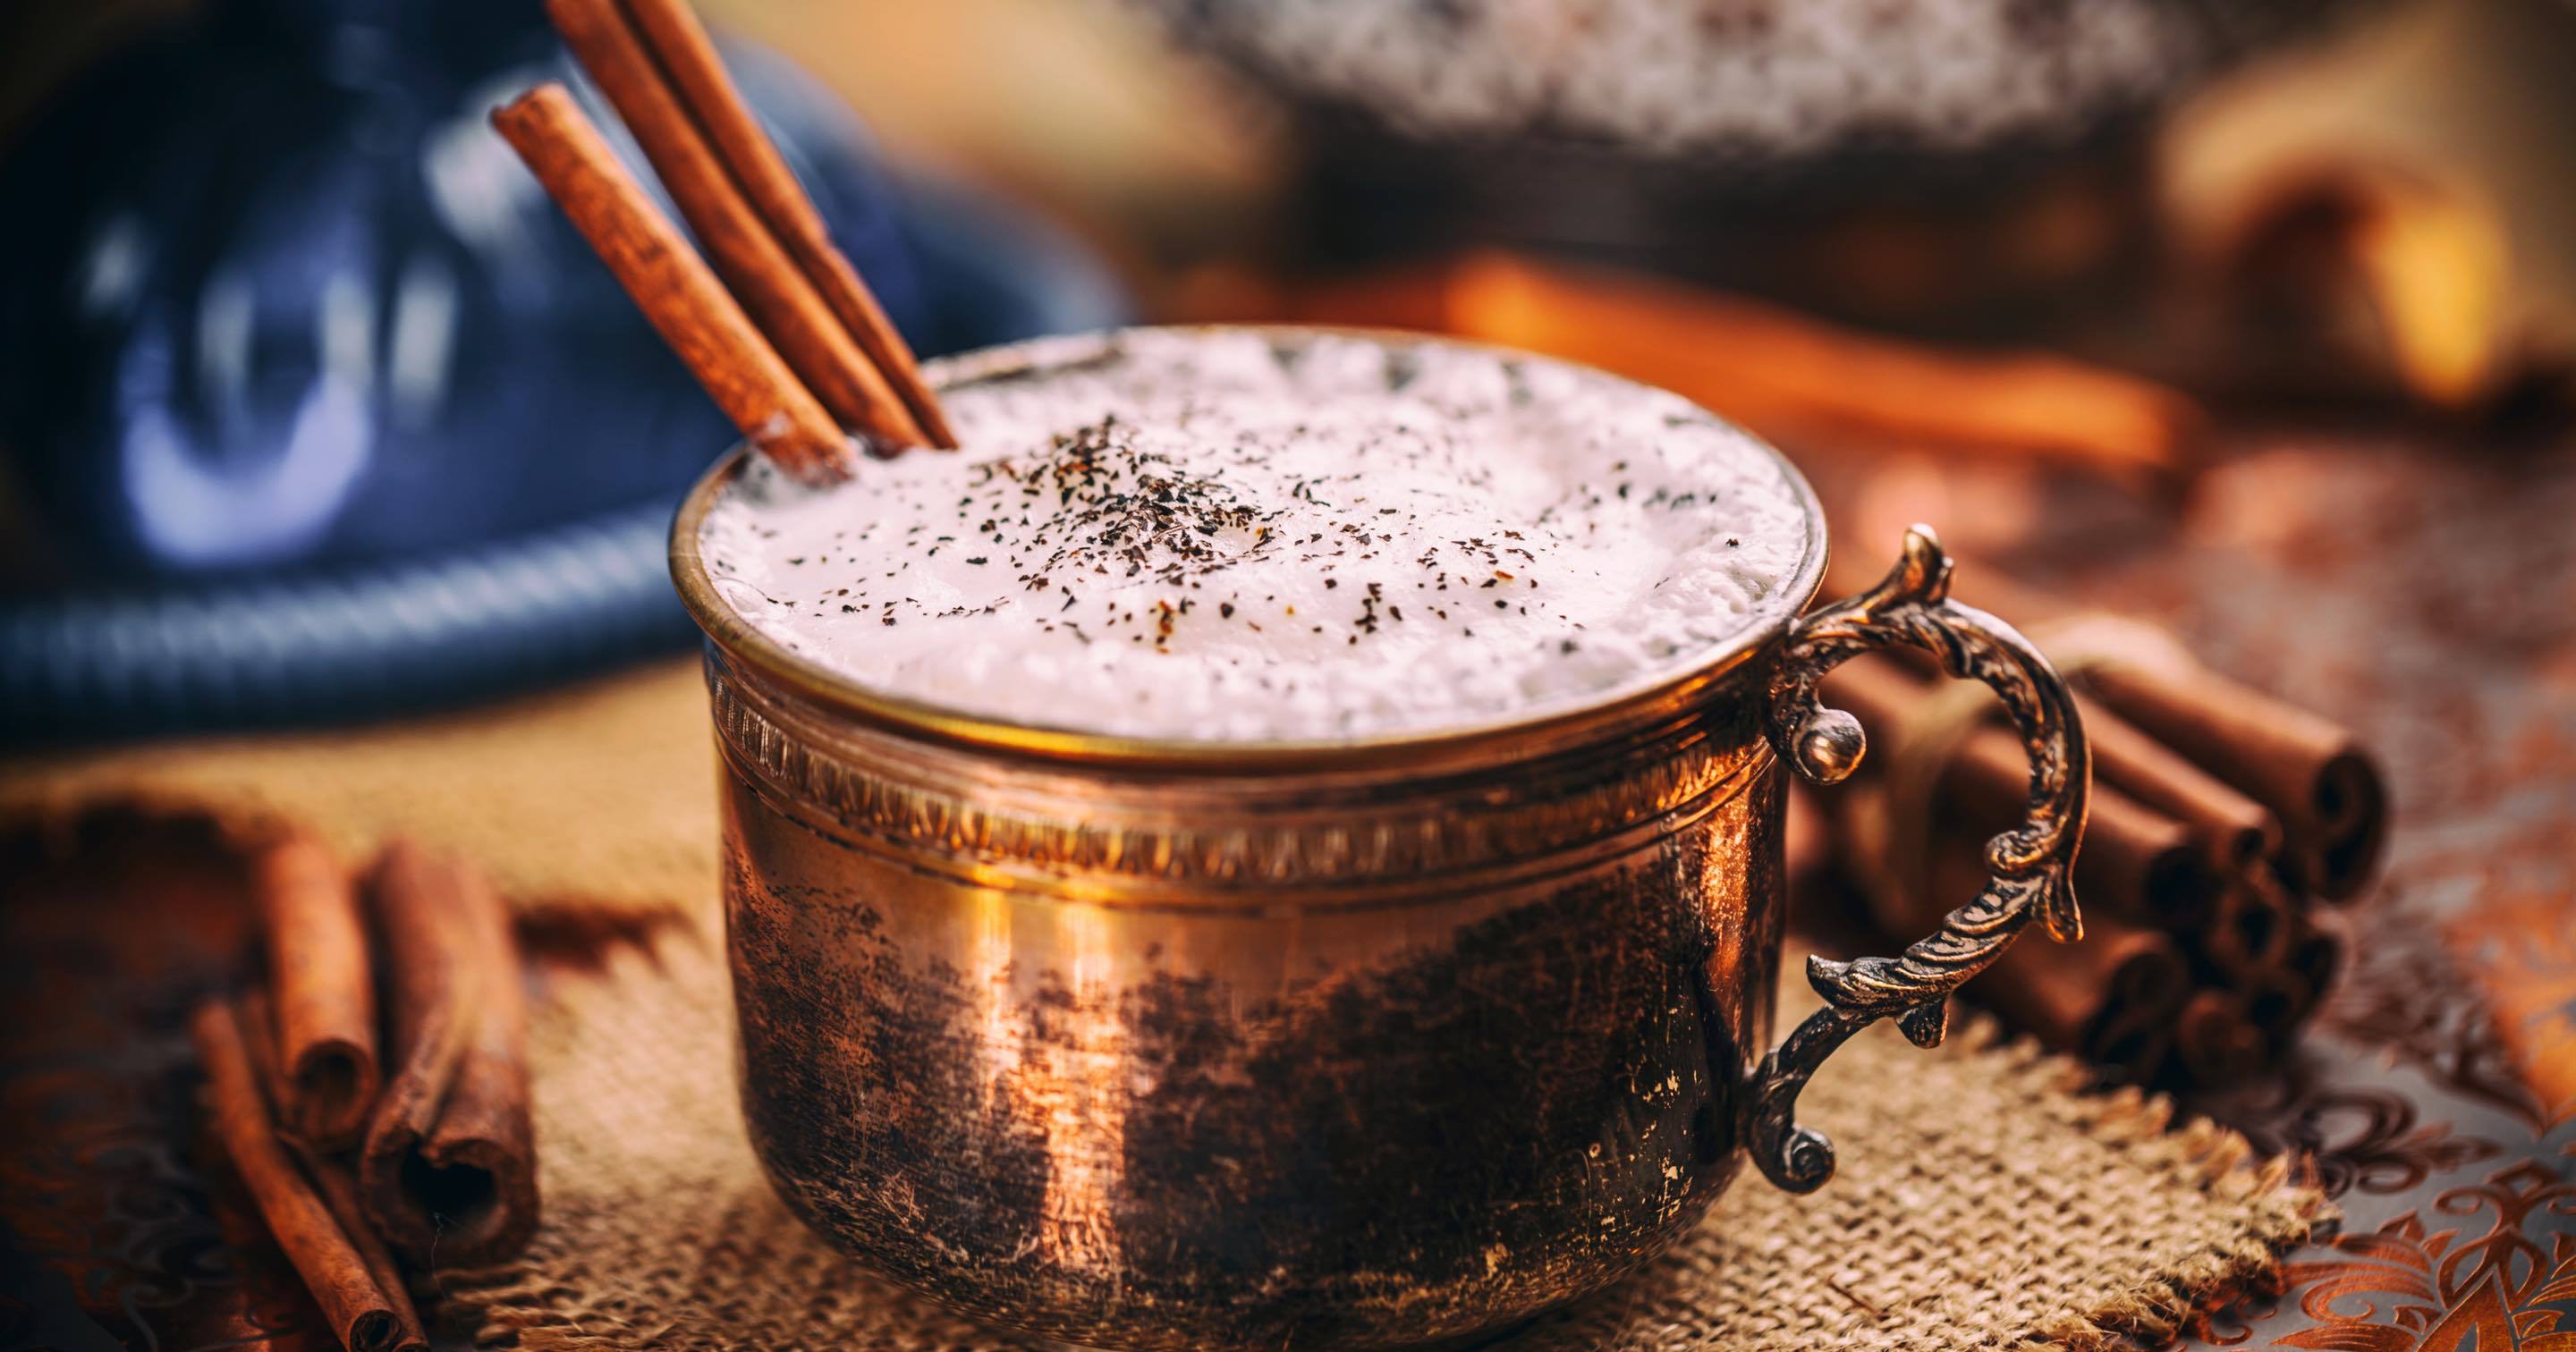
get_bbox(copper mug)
[669,328,2091,1349]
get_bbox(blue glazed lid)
[0,1,1126,747]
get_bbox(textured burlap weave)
[0,661,718,927]
[4,660,2328,1348]
[465,936,2324,1352]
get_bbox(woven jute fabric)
[463,935,2326,1352]
[0,660,717,926]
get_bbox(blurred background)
[4,0,2572,745]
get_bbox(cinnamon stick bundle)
[1824,655,2212,930]
[2073,691,2279,875]
[191,999,427,1352]
[255,832,379,1149]
[194,834,538,1343]
[1830,657,2193,1083]
[360,840,537,1267]
[2082,655,2386,902]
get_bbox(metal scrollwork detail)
[1744,524,2092,1193]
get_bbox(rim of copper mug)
[668,324,1831,773]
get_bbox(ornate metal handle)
[1743,524,2091,1193]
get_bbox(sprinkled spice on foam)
[747,410,1574,653]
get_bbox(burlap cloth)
[0,661,721,928]
[3,659,2329,1350]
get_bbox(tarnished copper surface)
[711,640,1788,1348]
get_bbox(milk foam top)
[698,329,1818,743]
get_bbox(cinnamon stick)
[360,840,537,1267]
[2080,656,2387,902]
[1977,895,2189,1081]
[191,999,418,1352]
[2241,966,2313,1057]
[2194,876,2298,986]
[546,0,928,450]
[1272,251,2205,481]
[2073,692,2280,875]
[2238,905,2342,1042]
[492,83,856,484]
[254,832,379,1150]
[2284,909,2343,1011]
[616,0,955,447]
[1809,585,2353,1086]
[2175,989,2268,1086]
[1821,656,2211,928]
[1910,804,2189,1084]
[238,992,430,1352]
[1952,727,2215,931]
[1858,552,2390,902]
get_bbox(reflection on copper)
[1020,905,1125,1275]
[970,890,1013,1113]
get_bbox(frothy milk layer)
[699,330,1815,742]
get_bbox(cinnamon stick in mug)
[544,0,929,449]
[253,832,379,1149]
[191,998,419,1352]
[617,0,956,447]
[492,83,856,485]
[360,840,538,1267]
